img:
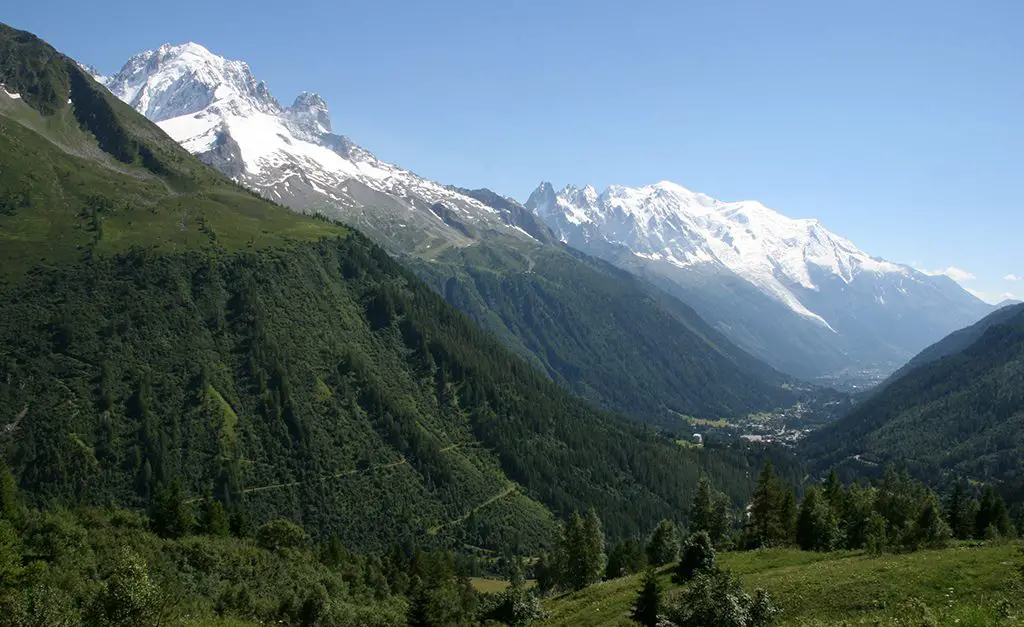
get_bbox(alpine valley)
[93,42,993,390]
[2,19,1022,627]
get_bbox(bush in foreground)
[660,568,779,627]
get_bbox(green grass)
[469,577,538,594]
[676,414,731,428]
[543,543,1022,626]
[205,384,239,453]
[470,577,513,594]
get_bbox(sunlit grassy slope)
[544,543,1021,626]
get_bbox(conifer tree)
[583,508,606,585]
[150,479,194,539]
[690,477,713,535]
[534,551,556,595]
[606,538,646,579]
[631,569,662,627]
[708,490,733,548]
[199,491,230,536]
[406,577,431,627]
[747,461,784,548]
[646,519,680,566]
[229,506,253,538]
[0,459,21,526]
[945,481,974,540]
[554,509,607,590]
[320,535,348,569]
[823,470,845,510]
[842,483,877,549]
[556,511,590,590]
[0,519,23,586]
[796,487,839,551]
[975,487,1014,539]
[865,511,889,555]
[690,477,732,547]
[874,468,928,545]
[778,488,797,546]
[912,492,952,549]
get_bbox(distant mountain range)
[93,41,992,387]
[525,182,993,382]
[409,192,797,425]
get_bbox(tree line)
[744,463,1017,553]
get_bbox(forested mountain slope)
[410,234,795,426]
[0,23,785,553]
[802,305,1024,484]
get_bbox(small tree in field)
[647,519,680,566]
[674,531,716,583]
[662,568,779,626]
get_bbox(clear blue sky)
[5,0,1021,302]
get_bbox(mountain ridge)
[881,302,1024,386]
[408,217,798,426]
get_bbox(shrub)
[674,531,716,583]
[661,568,778,627]
[256,519,309,552]
[647,520,681,566]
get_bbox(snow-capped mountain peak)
[101,42,527,252]
[286,91,331,135]
[527,181,913,328]
[104,42,279,123]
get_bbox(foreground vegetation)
[532,464,1021,625]
[0,502,487,625]
[545,543,1022,625]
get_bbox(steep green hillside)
[803,306,1024,484]
[410,199,795,428]
[0,23,784,553]
[0,24,336,282]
